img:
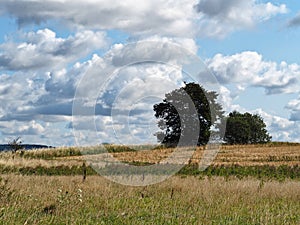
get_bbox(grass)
[0,175,299,224]
[0,143,299,224]
[0,175,300,224]
[179,164,300,181]
[0,163,298,181]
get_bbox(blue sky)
[1,0,300,146]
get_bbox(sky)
[1,0,300,146]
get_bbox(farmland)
[0,143,299,224]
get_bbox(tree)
[224,111,272,144]
[8,137,23,153]
[153,82,224,147]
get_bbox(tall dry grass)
[0,175,299,224]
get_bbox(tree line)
[153,82,271,147]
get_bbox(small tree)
[153,82,224,147]
[8,137,23,153]
[224,111,271,144]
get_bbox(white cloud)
[0,37,201,145]
[72,45,188,145]
[212,85,300,143]
[286,97,300,121]
[194,0,287,38]
[0,0,287,38]
[0,29,108,71]
[2,41,299,145]
[0,71,48,122]
[0,50,107,125]
[108,37,199,68]
[0,0,295,146]
[253,108,300,142]
[0,31,103,145]
[0,120,45,135]
[0,0,197,37]
[216,87,300,143]
[217,86,242,113]
[207,51,300,94]
[207,51,300,127]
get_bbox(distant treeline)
[0,144,54,151]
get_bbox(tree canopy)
[224,111,272,144]
[153,82,224,147]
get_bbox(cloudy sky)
[1,0,300,146]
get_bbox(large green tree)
[224,111,272,144]
[153,82,224,147]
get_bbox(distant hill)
[0,144,54,151]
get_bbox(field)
[0,143,299,224]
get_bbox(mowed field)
[111,143,300,167]
[1,143,299,169]
[0,143,299,224]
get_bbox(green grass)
[179,164,300,181]
[222,141,300,147]
[1,163,299,181]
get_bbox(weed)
[43,204,56,215]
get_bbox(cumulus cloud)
[73,37,204,107]
[216,86,300,143]
[0,71,48,123]
[0,0,287,38]
[3,55,100,122]
[0,29,108,71]
[285,98,300,121]
[0,0,197,37]
[253,108,300,142]
[0,120,45,136]
[217,86,242,113]
[0,28,108,132]
[194,0,287,38]
[110,37,199,67]
[207,51,300,94]
[72,42,190,145]
[0,37,203,145]
[2,40,300,145]
[215,85,300,143]
[0,0,294,145]
[286,99,300,111]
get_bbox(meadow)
[0,143,299,224]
